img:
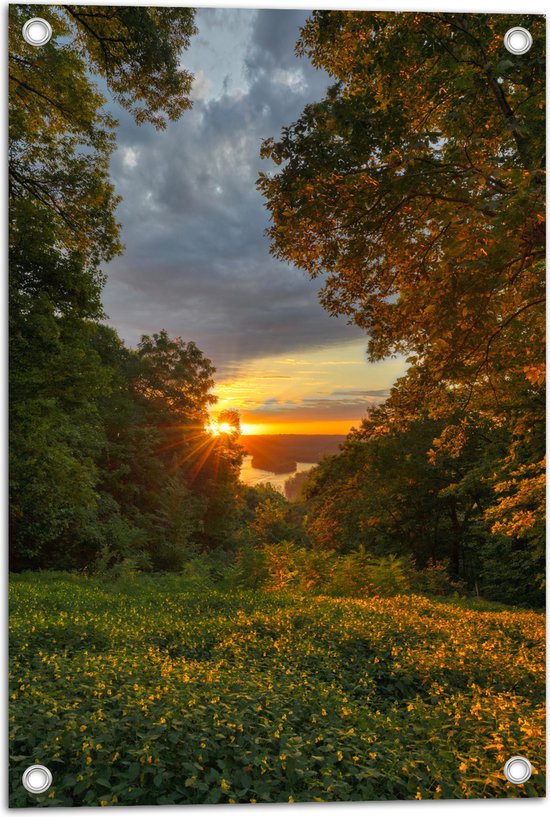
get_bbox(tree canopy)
[260,12,544,403]
[9,4,196,267]
[259,11,545,600]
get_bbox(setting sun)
[206,419,238,436]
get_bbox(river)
[239,455,317,494]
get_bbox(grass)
[9,572,545,805]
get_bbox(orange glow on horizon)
[209,341,406,438]
[240,419,360,436]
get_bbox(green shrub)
[229,544,269,589]
[180,556,215,589]
[410,559,464,597]
[326,547,375,597]
[298,548,332,592]
[326,551,411,598]
[263,541,303,590]
[367,554,411,596]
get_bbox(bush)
[232,542,332,593]
[326,551,411,598]
[409,559,464,597]
[180,556,215,589]
[367,554,412,596]
[226,545,462,601]
[326,548,374,597]
[263,541,303,590]
[229,544,269,590]
[298,548,332,592]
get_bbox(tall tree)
[259,11,545,562]
[9,4,198,569]
[260,12,544,384]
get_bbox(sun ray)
[155,427,209,455]
[188,439,220,483]
[172,434,217,473]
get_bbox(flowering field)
[9,573,545,806]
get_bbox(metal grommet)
[22,17,53,47]
[22,765,53,794]
[503,756,532,785]
[503,27,532,55]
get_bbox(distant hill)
[241,435,346,474]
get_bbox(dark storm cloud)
[101,8,363,377]
[248,9,308,67]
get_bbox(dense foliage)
[298,411,544,607]
[9,5,245,571]
[9,574,545,806]
[259,11,545,605]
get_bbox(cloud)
[242,394,376,423]
[189,69,213,101]
[121,147,139,169]
[101,7,364,380]
[331,389,391,398]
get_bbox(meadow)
[9,572,545,806]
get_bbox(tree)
[305,409,483,570]
[9,311,111,569]
[260,12,544,383]
[301,402,544,605]
[9,3,196,265]
[93,329,226,569]
[259,10,545,568]
[9,4,198,569]
[90,328,248,569]
[190,409,246,551]
[135,331,216,423]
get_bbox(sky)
[102,7,407,435]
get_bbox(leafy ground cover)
[9,572,545,806]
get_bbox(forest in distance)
[8,5,546,806]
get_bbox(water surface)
[240,455,316,493]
